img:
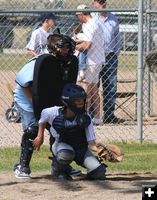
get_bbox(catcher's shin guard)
[51,157,60,176]
[51,157,72,180]
[51,148,75,177]
[20,126,38,168]
[87,164,106,180]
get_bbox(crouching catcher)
[33,83,106,180]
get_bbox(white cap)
[76,4,88,15]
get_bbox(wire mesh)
[0,0,139,10]
[0,0,157,147]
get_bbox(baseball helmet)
[47,34,76,57]
[5,102,21,123]
[61,83,87,114]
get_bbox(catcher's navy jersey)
[39,106,96,141]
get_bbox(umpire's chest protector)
[32,54,78,119]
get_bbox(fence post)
[137,0,144,143]
[144,0,152,116]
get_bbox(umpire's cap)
[40,13,57,22]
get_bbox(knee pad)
[21,126,38,151]
[56,149,75,166]
[87,164,106,180]
[23,126,38,141]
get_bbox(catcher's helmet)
[61,83,87,114]
[47,34,76,57]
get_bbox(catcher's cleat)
[49,156,82,176]
[68,166,82,176]
[51,170,72,181]
[56,173,72,181]
[13,164,31,179]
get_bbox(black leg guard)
[20,126,38,169]
[51,149,75,180]
[51,157,72,180]
[87,164,107,180]
[51,157,65,176]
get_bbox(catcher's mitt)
[96,143,124,163]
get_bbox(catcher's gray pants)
[52,140,101,173]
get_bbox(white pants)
[52,140,101,173]
[77,64,102,84]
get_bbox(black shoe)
[51,164,72,181]
[51,171,72,181]
[103,116,125,124]
[58,173,72,181]
[68,167,81,176]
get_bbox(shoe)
[66,165,82,176]
[92,118,103,126]
[51,164,72,181]
[13,163,31,179]
[58,173,72,181]
[103,116,125,124]
[51,171,72,181]
[69,167,82,176]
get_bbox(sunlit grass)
[0,143,157,174]
[0,53,137,71]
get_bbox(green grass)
[0,53,30,71]
[107,142,157,173]
[119,53,137,70]
[0,53,137,71]
[0,143,157,173]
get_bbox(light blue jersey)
[92,12,120,55]
[14,58,37,112]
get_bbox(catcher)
[33,83,107,180]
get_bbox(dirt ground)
[0,172,157,200]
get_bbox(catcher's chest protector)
[32,54,78,119]
[59,127,88,149]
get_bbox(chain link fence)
[0,0,139,9]
[0,0,157,147]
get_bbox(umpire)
[13,34,78,178]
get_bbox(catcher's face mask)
[56,42,71,57]
[62,83,87,114]
[71,97,86,111]
[47,34,76,59]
